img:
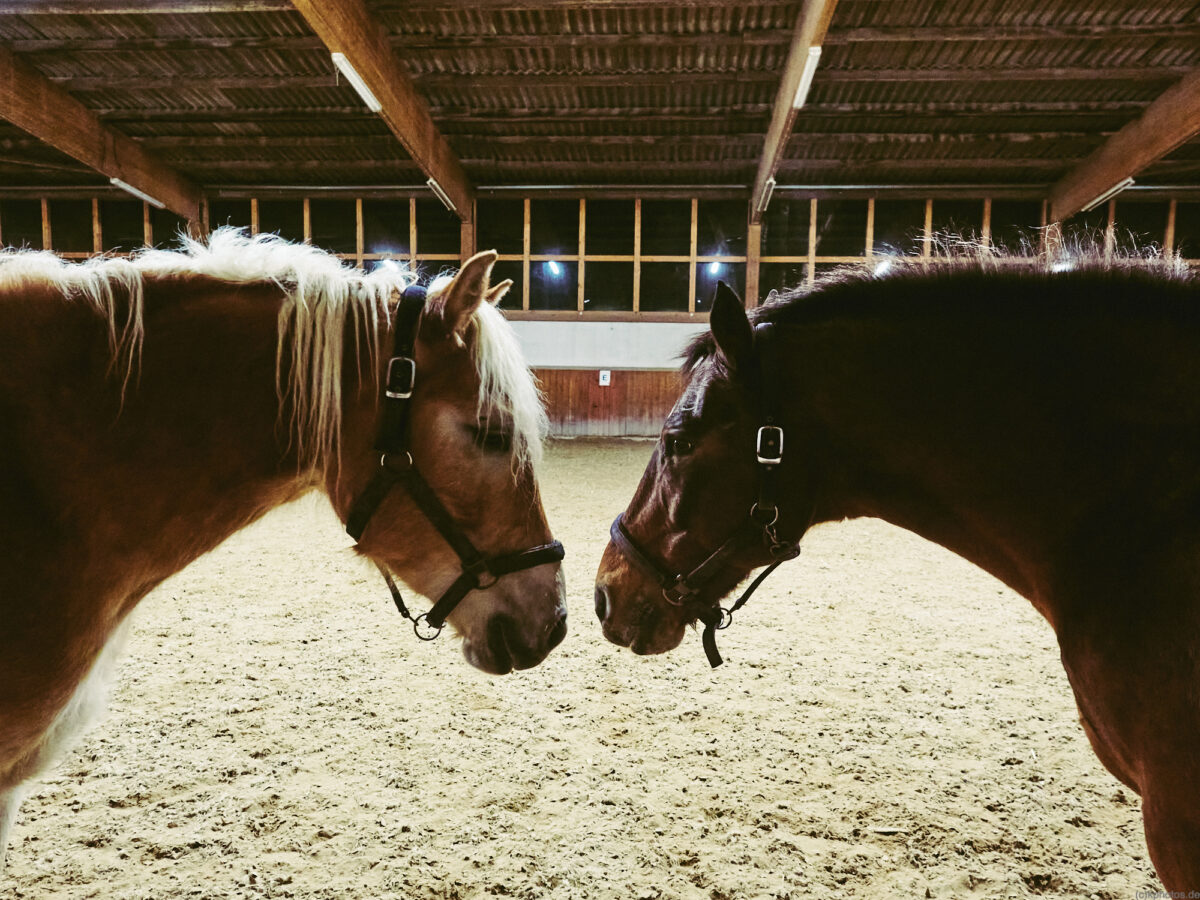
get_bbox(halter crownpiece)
[609,320,801,667]
[346,283,565,641]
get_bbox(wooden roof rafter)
[290,0,474,221]
[1048,67,1200,222]
[750,0,840,224]
[0,45,203,223]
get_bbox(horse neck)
[781,287,1190,615]
[55,278,314,603]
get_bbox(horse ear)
[440,249,499,336]
[709,281,753,372]
[484,278,513,306]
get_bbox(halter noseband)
[345,283,565,641]
[609,321,801,668]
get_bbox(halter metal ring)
[413,613,443,641]
[380,451,414,471]
[715,607,734,630]
[749,502,779,526]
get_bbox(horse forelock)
[425,276,547,473]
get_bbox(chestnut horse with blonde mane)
[596,259,1200,890]
[0,230,566,863]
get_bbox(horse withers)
[0,231,566,863]
[595,261,1200,890]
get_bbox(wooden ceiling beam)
[290,0,474,220]
[826,23,1200,44]
[750,0,840,224]
[0,45,202,222]
[1048,68,1200,222]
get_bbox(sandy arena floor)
[4,439,1158,899]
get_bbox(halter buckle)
[464,558,499,590]
[662,575,698,606]
[385,356,416,399]
[756,425,784,465]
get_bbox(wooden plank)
[750,0,840,224]
[534,369,682,438]
[291,0,474,221]
[0,46,202,223]
[1048,68,1200,222]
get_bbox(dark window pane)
[1177,202,1200,259]
[531,198,578,256]
[873,199,926,255]
[1112,200,1169,254]
[813,199,867,257]
[583,261,633,312]
[759,261,809,299]
[99,199,143,252]
[695,262,745,312]
[639,262,689,312]
[209,199,252,231]
[491,259,523,311]
[150,208,188,248]
[48,199,92,253]
[309,198,357,254]
[697,199,746,257]
[989,200,1042,255]
[416,198,459,254]
[931,199,983,246]
[258,199,304,242]
[477,198,523,254]
[1,199,43,249]
[762,198,810,256]
[530,259,576,311]
[1062,206,1109,251]
[586,199,634,255]
[641,199,690,255]
[362,199,410,256]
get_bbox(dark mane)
[682,252,1198,375]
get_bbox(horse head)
[334,251,567,674]
[594,283,818,658]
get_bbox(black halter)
[608,322,801,668]
[346,284,565,641]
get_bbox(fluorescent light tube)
[109,177,164,209]
[426,177,456,213]
[792,46,822,109]
[331,52,382,113]
[755,176,776,214]
[1080,176,1134,212]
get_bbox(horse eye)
[473,427,513,453]
[664,434,694,457]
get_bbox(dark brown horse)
[0,231,566,863]
[595,258,1200,890]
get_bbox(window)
[695,262,745,312]
[1176,202,1200,259]
[362,199,409,256]
[762,198,810,257]
[257,199,304,243]
[529,259,577,311]
[309,199,356,254]
[931,200,983,245]
[531,199,578,256]
[1,199,43,249]
[1061,206,1110,250]
[1112,201,1169,254]
[583,261,633,312]
[151,207,188,248]
[872,199,926,256]
[989,200,1042,255]
[209,199,252,231]
[813,199,868,257]
[639,262,689,312]
[585,199,635,255]
[99,199,143,252]
[759,262,809,299]
[48,199,92,253]
[697,199,746,257]
[477,199,523,254]
[490,259,523,311]
[640,200,690,255]
[415,199,459,255]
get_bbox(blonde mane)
[0,228,546,474]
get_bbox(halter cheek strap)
[346,284,565,641]
[608,320,802,668]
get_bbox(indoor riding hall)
[2,1,1199,897]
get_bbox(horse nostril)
[594,585,610,622]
